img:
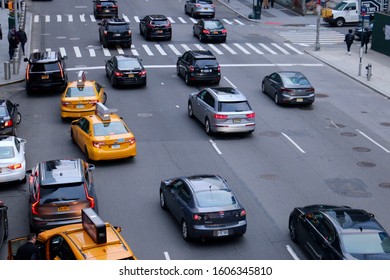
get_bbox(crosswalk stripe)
[131,45,139,56]
[259,43,277,54]
[117,46,124,55]
[46,48,52,52]
[87,46,96,57]
[59,47,67,57]
[57,15,62,22]
[90,15,96,22]
[68,14,73,22]
[233,43,250,54]
[178,17,186,23]
[167,17,175,23]
[134,16,140,23]
[142,44,154,56]
[74,46,82,57]
[222,19,233,25]
[245,43,264,54]
[283,43,304,55]
[155,45,167,55]
[33,49,39,53]
[102,47,111,56]
[271,43,290,54]
[45,15,50,22]
[221,43,237,54]
[123,15,130,22]
[168,44,181,55]
[207,44,224,55]
[80,14,86,22]
[234,19,245,25]
[189,17,197,23]
[181,44,191,51]
[194,44,206,51]
[34,15,39,23]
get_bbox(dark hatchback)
[289,205,390,260]
[105,55,147,87]
[93,0,118,19]
[24,51,68,94]
[28,158,98,233]
[139,15,172,41]
[176,50,220,85]
[159,174,247,241]
[0,200,8,249]
[0,99,21,137]
[193,18,227,43]
[98,18,132,48]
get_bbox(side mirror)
[88,164,95,170]
[114,226,122,233]
[26,169,32,175]
[18,138,27,144]
[15,103,19,107]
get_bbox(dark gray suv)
[184,0,215,18]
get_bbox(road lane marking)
[207,44,223,55]
[59,47,67,57]
[222,19,233,25]
[258,43,277,54]
[281,132,306,153]
[164,252,170,260]
[181,44,191,51]
[67,14,73,22]
[233,43,250,54]
[45,15,50,22]
[223,76,237,88]
[209,139,222,155]
[45,48,52,52]
[167,17,175,23]
[102,47,111,56]
[131,45,139,56]
[286,245,300,260]
[80,14,86,22]
[88,46,96,57]
[178,17,186,23]
[189,17,197,23]
[34,15,39,23]
[356,129,390,153]
[117,46,124,54]
[234,19,245,25]
[90,15,96,22]
[221,43,237,54]
[134,16,140,23]
[284,43,304,55]
[155,45,167,55]
[123,15,130,22]
[271,43,290,54]
[142,44,154,56]
[168,44,181,55]
[245,43,264,54]
[57,15,62,22]
[194,44,206,51]
[73,46,82,58]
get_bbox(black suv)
[24,51,68,94]
[0,99,21,137]
[98,18,132,48]
[28,158,99,232]
[139,15,172,41]
[93,0,118,19]
[176,50,220,85]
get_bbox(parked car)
[0,99,21,137]
[105,55,147,87]
[160,174,247,241]
[188,87,256,134]
[98,18,132,48]
[139,15,172,41]
[28,158,99,232]
[193,18,227,43]
[184,0,215,18]
[176,50,220,85]
[261,71,315,105]
[289,204,390,259]
[93,0,118,19]
[0,200,8,249]
[0,136,26,184]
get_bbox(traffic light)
[8,1,14,10]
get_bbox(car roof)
[188,50,215,59]
[114,55,139,61]
[39,159,84,186]
[185,175,229,192]
[0,136,15,146]
[208,87,248,102]
[28,51,61,63]
[147,14,168,20]
[105,18,127,24]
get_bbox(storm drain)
[340,132,357,137]
[357,161,376,168]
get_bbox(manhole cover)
[137,113,153,117]
[315,93,328,98]
[260,174,278,180]
[380,122,390,127]
[356,161,376,167]
[257,131,280,137]
[329,123,346,128]
[379,183,390,188]
[340,132,356,137]
[361,111,368,114]
[352,147,371,152]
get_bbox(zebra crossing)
[278,30,345,45]
[32,14,246,26]
[32,42,306,59]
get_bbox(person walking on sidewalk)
[17,26,27,56]
[262,0,270,9]
[344,29,354,55]
[270,0,275,8]
[361,27,371,54]
[8,28,19,61]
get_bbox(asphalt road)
[1,0,390,260]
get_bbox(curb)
[217,0,261,23]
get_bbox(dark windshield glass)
[30,62,60,72]
[195,59,218,67]
[195,190,236,207]
[108,25,128,32]
[40,183,85,204]
[219,101,251,112]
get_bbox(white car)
[0,136,26,184]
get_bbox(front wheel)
[176,65,181,76]
[16,112,22,125]
[160,191,167,210]
[289,217,298,242]
[188,102,194,118]
[335,18,345,27]
[182,220,190,241]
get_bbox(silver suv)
[184,0,215,18]
[188,87,256,135]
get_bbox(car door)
[269,73,282,97]
[194,20,202,36]
[178,52,189,76]
[95,82,105,103]
[48,235,77,260]
[164,180,185,222]
[139,16,146,34]
[345,3,358,23]
[201,91,215,122]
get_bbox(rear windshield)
[0,147,15,159]
[151,20,168,25]
[281,74,310,86]
[100,1,117,6]
[204,21,224,29]
[93,121,129,136]
[66,86,96,97]
[30,62,60,72]
[195,59,218,67]
[199,0,213,3]
[195,190,236,208]
[40,183,86,204]
[218,101,252,112]
[117,60,142,70]
[107,24,129,32]
[0,107,7,117]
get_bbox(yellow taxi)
[61,71,107,119]
[70,103,136,161]
[8,208,137,260]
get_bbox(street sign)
[361,5,367,16]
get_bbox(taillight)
[246,112,255,118]
[202,29,210,34]
[193,214,202,220]
[62,101,71,107]
[128,30,132,35]
[96,4,102,8]
[221,29,227,34]
[4,120,13,127]
[114,71,123,77]
[195,3,201,7]
[93,141,106,148]
[166,22,171,28]
[148,23,154,28]
[217,65,221,72]
[88,100,98,104]
[189,66,194,72]
[58,62,64,79]
[211,4,215,8]
[112,5,118,8]
[240,210,247,216]
[281,88,293,93]
[126,137,136,145]
[104,30,108,35]
[138,70,146,77]
[214,114,228,119]
[84,183,95,209]
[306,88,315,93]
[31,187,40,215]
[26,63,30,80]
[8,163,22,170]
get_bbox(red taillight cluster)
[84,183,95,208]
[202,29,210,34]
[165,22,171,28]
[126,137,136,145]
[217,65,221,72]
[88,100,98,105]
[240,210,247,216]
[93,141,106,148]
[195,3,201,7]
[62,101,71,107]
[96,4,102,8]
[189,66,195,72]
[8,163,22,170]
[281,88,293,93]
[221,29,227,34]
[4,120,13,127]
[214,114,227,119]
[246,112,255,119]
[306,88,315,93]
[103,30,108,36]
[114,71,123,77]
[26,63,31,81]
[138,70,146,77]
[31,184,40,215]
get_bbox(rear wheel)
[191,9,195,18]
[261,82,266,94]
[188,102,194,118]
[159,191,167,210]
[185,72,191,85]
[289,217,298,242]
[205,118,212,135]
[70,129,75,143]
[16,112,21,125]
[182,220,190,241]
[176,65,181,76]
[110,74,117,87]
[274,93,280,105]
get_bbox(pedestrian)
[361,27,371,54]
[344,29,354,55]
[270,0,275,8]
[17,26,27,56]
[15,233,41,260]
[8,28,19,61]
[262,0,269,9]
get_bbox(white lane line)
[45,15,50,22]
[286,245,300,260]
[356,129,390,153]
[221,43,237,54]
[102,47,111,56]
[194,44,206,51]
[164,252,170,260]
[234,19,245,25]
[59,47,67,57]
[155,45,167,55]
[222,19,233,25]
[271,43,290,54]
[284,43,304,55]
[223,76,237,88]
[73,46,82,58]
[88,46,96,57]
[189,17,197,23]
[181,44,191,51]
[209,139,222,155]
[57,15,62,22]
[178,17,186,23]
[281,132,306,153]
[258,43,277,54]
[117,46,124,55]
[168,44,181,55]
[68,14,73,22]
[34,15,39,23]
[134,16,140,23]
[233,43,250,54]
[131,45,139,56]
[90,15,96,22]
[142,44,154,56]
[45,48,52,52]
[80,14,86,22]
[123,15,130,22]
[33,48,39,53]
[245,43,264,54]
[167,17,175,23]
[207,44,223,55]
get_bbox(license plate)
[41,75,49,79]
[233,118,241,124]
[205,8,208,10]
[114,34,121,37]
[296,98,303,102]
[216,230,228,237]
[128,74,134,78]
[213,31,219,34]
[111,144,120,149]
[76,104,84,108]
[156,30,163,33]
[104,9,110,12]
[58,206,70,212]
[202,69,212,73]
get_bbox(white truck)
[322,0,389,27]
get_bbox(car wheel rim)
[16,113,21,124]
[182,221,188,239]
[262,83,266,93]
[185,73,190,84]
[160,192,165,207]
[289,219,296,240]
[274,94,279,104]
[205,119,210,133]
[188,103,193,117]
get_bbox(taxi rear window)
[93,121,129,136]
[66,86,96,97]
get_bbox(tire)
[185,72,191,85]
[144,32,149,41]
[214,79,220,85]
[3,214,8,240]
[289,217,298,242]
[110,74,117,87]
[102,92,107,104]
[26,87,32,95]
[191,9,195,18]
[159,191,167,210]
[261,82,266,94]
[274,93,280,105]
[188,102,194,118]
[221,38,226,43]
[199,33,204,43]
[16,112,21,125]
[205,118,212,135]
[335,18,344,27]
[176,65,181,76]
[181,220,190,241]
[167,35,172,41]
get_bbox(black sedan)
[261,71,315,105]
[193,18,227,43]
[0,99,21,137]
[159,174,247,241]
[0,200,8,249]
[289,205,390,260]
[105,55,147,87]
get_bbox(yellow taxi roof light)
[82,208,107,245]
[77,70,86,87]
[96,103,118,121]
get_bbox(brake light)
[62,101,71,107]
[281,88,293,93]
[246,112,255,118]
[104,30,108,35]
[202,29,210,34]
[195,3,201,7]
[211,4,215,8]
[26,63,30,80]
[214,114,228,119]
[4,120,13,127]
[221,29,227,34]
[138,70,146,77]
[128,30,132,35]
[8,163,22,170]
[193,214,202,220]
[112,5,118,8]
[306,88,315,93]
[126,137,136,145]
[93,141,106,148]
[148,23,154,28]
[84,183,95,208]
[217,65,221,72]
[58,62,64,79]
[96,4,102,8]
[189,66,194,72]
[31,186,40,215]
[114,71,123,77]
[240,210,247,216]
[165,22,171,28]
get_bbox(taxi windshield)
[93,121,129,136]
[66,86,96,97]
